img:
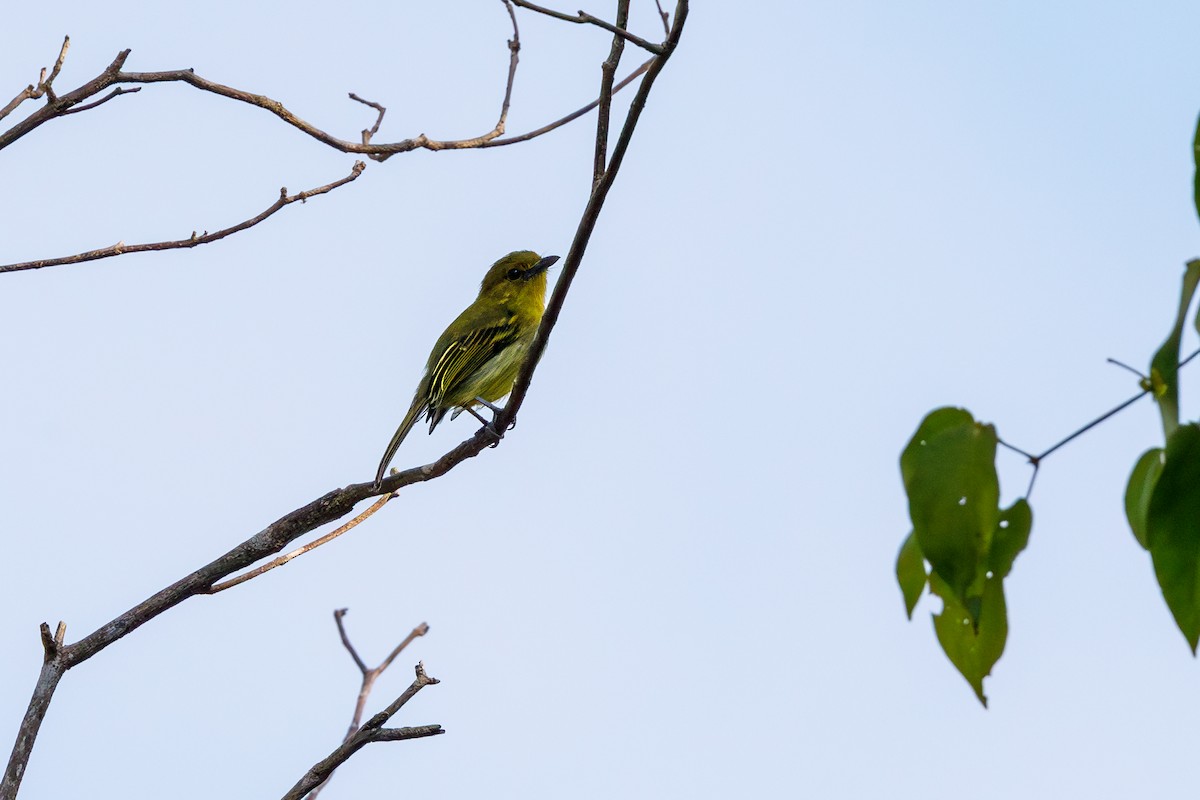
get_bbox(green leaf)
[896,531,927,619]
[988,499,1032,579]
[1149,261,1200,441]
[1147,423,1200,653]
[1193,113,1200,224]
[930,572,1007,708]
[1125,448,1165,550]
[900,408,999,610]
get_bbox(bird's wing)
[425,314,520,411]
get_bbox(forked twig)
[0,36,71,122]
[282,663,442,800]
[999,346,1200,498]
[307,615,431,799]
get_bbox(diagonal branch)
[0,162,366,274]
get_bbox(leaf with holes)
[988,499,1032,580]
[900,408,999,616]
[930,572,1007,708]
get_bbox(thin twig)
[594,0,630,183]
[348,92,386,145]
[206,489,390,593]
[996,438,1037,462]
[653,0,671,35]
[282,663,442,800]
[997,346,1200,499]
[308,616,430,799]
[370,726,444,742]
[487,57,652,147]
[334,610,370,674]
[41,36,71,102]
[1035,390,1150,463]
[510,0,663,53]
[0,161,366,274]
[497,0,521,133]
[61,86,141,115]
[1106,357,1147,380]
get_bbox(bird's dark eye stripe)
[506,268,523,280]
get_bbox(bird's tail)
[374,398,427,488]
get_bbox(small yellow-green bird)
[373,250,560,488]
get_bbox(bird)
[373,250,560,488]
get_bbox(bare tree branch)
[282,663,442,800]
[2,4,689,795]
[510,0,663,54]
[0,162,366,274]
[1,6,654,276]
[307,615,430,799]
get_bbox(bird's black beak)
[529,255,560,276]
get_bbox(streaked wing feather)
[426,320,518,411]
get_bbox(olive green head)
[479,250,559,299]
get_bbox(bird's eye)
[506,268,523,281]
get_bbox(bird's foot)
[482,422,504,448]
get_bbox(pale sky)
[3,2,1200,798]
